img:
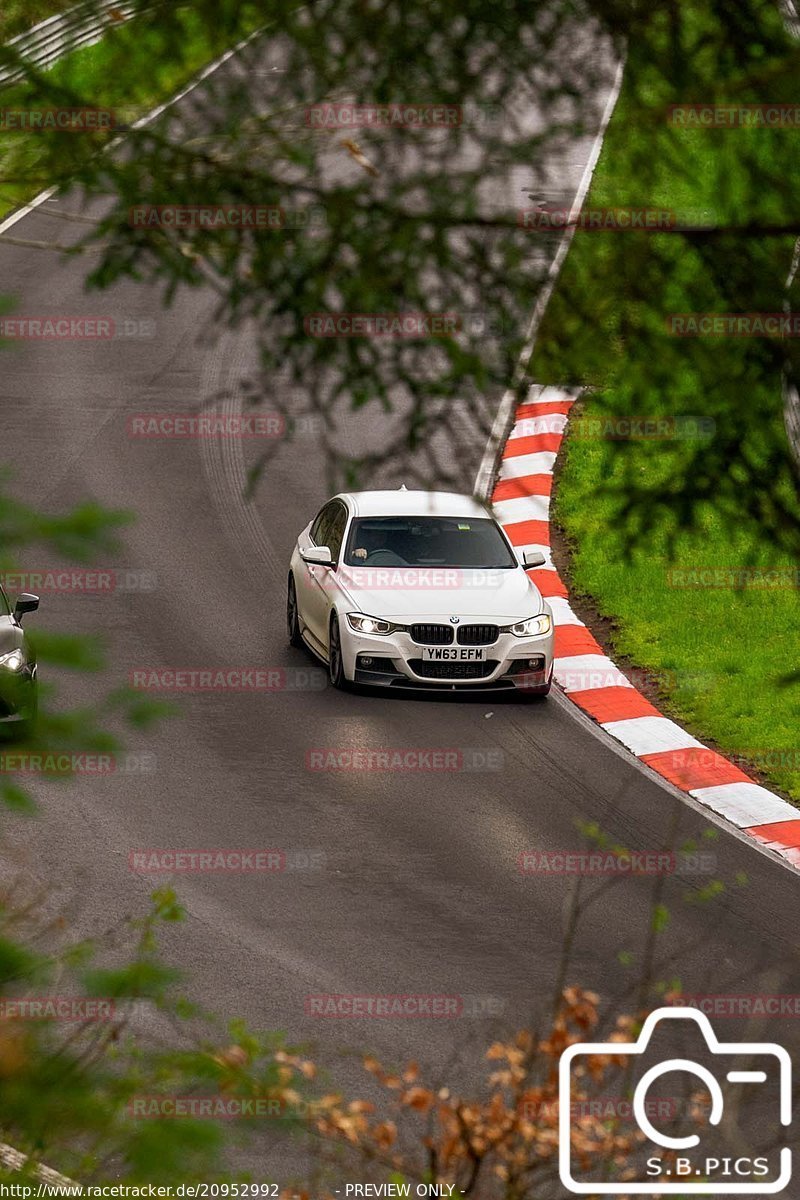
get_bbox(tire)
[328,614,348,690]
[287,575,303,647]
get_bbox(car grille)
[408,659,498,680]
[410,623,454,645]
[456,624,499,646]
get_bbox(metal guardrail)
[783,374,800,471]
[0,1137,76,1188]
[0,0,138,87]
[783,244,800,473]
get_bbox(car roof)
[339,489,493,519]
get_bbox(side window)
[0,587,9,616]
[310,503,334,546]
[326,503,348,561]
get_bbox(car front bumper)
[342,624,554,692]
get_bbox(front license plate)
[422,647,487,662]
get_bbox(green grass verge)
[0,3,264,218]
[1,0,75,44]
[531,1,800,802]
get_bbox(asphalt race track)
[1,18,799,1184]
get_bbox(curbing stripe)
[692,783,797,829]
[498,451,558,478]
[641,747,751,791]
[554,623,604,658]
[492,494,550,525]
[547,597,583,626]
[503,518,550,546]
[568,685,660,722]
[530,570,568,598]
[528,386,582,406]
[554,653,627,690]
[516,400,575,419]
[602,716,703,757]
[491,384,800,871]
[502,431,563,458]
[749,819,800,859]
[492,474,552,501]
[510,414,568,437]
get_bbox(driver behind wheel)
[351,525,386,560]
[352,524,409,564]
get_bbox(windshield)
[343,516,518,569]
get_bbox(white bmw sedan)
[287,489,554,695]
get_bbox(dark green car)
[0,585,39,736]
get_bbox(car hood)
[336,565,545,623]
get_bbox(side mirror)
[300,545,334,567]
[14,593,39,623]
[523,550,546,568]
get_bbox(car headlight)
[0,649,26,671]
[503,614,552,637]
[346,613,403,636]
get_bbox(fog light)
[356,655,400,675]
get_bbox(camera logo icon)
[559,1006,792,1194]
